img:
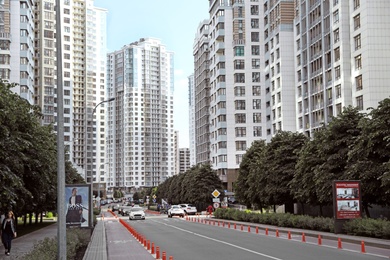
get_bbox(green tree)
[246,140,268,211]
[314,106,364,207]
[235,140,267,209]
[347,99,390,215]
[263,131,307,212]
[291,129,327,215]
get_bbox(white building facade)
[188,74,196,167]
[294,0,390,136]
[0,0,35,104]
[34,0,108,186]
[106,38,175,191]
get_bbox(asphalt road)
[121,215,388,260]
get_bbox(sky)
[94,0,210,148]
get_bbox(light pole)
[89,97,115,227]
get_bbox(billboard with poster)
[333,181,361,220]
[65,184,91,228]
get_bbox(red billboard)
[334,181,361,219]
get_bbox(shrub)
[344,218,390,239]
[46,212,53,218]
[22,228,90,260]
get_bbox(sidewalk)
[0,221,57,260]
[83,211,155,260]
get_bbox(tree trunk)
[35,212,38,224]
[23,215,27,226]
[40,213,43,223]
[301,202,305,215]
[273,204,276,213]
[29,212,33,225]
[319,205,323,217]
[363,202,370,218]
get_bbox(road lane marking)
[151,220,283,260]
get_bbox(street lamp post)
[89,97,115,227]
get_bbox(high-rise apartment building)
[192,0,390,193]
[106,38,175,191]
[0,0,35,104]
[205,0,268,191]
[34,0,108,187]
[294,0,390,137]
[188,74,196,167]
[263,0,297,135]
[193,20,211,166]
[178,148,191,174]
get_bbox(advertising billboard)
[333,181,361,220]
[65,184,91,228]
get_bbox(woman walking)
[1,211,17,256]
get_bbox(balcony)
[215,42,225,53]
[216,29,225,40]
[232,39,245,46]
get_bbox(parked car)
[129,207,146,220]
[168,205,185,218]
[119,206,133,216]
[179,204,197,215]
[112,204,120,212]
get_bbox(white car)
[168,205,185,218]
[179,204,197,215]
[128,207,145,220]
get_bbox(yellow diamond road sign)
[212,189,220,198]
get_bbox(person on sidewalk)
[207,205,213,217]
[1,211,17,256]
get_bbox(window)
[235,141,247,151]
[235,100,246,110]
[253,112,261,123]
[354,14,360,30]
[333,0,339,6]
[333,10,339,23]
[252,72,260,82]
[64,8,70,14]
[236,154,243,165]
[234,86,245,96]
[64,72,70,78]
[64,44,70,50]
[335,84,341,98]
[334,29,339,43]
[235,113,246,123]
[253,99,261,109]
[251,45,260,55]
[356,95,363,110]
[235,127,246,137]
[334,47,340,61]
[354,0,360,10]
[356,75,363,91]
[354,34,361,50]
[355,55,362,70]
[251,32,259,42]
[234,60,245,69]
[64,17,70,24]
[234,46,244,56]
[252,85,261,96]
[252,59,260,69]
[253,126,262,137]
[64,53,70,59]
[234,73,245,83]
[251,19,259,28]
[250,5,259,15]
[335,66,341,80]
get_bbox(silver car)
[128,207,145,220]
[168,205,185,218]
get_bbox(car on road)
[168,205,185,218]
[179,204,197,215]
[128,207,146,220]
[119,206,133,216]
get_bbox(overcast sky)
[94,0,209,147]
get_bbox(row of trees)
[0,81,84,223]
[155,164,223,207]
[235,99,390,217]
